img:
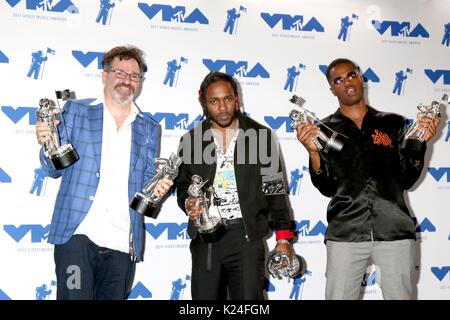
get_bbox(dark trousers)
[54,234,134,300]
[190,223,266,300]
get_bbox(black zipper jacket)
[176,112,292,241]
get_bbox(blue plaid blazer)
[39,98,161,261]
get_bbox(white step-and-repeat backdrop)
[0,0,449,300]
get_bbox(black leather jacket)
[176,112,291,241]
[311,106,424,242]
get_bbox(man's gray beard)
[112,91,134,106]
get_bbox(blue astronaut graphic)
[442,22,450,46]
[163,57,188,87]
[35,281,56,300]
[289,270,312,300]
[170,275,190,300]
[30,167,47,196]
[27,48,55,80]
[338,14,358,42]
[96,0,115,25]
[392,68,412,95]
[223,6,246,35]
[288,166,308,196]
[284,64,305,93]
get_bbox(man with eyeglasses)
[295,58,440,300]
[35,45,173,299]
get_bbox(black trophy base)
[49,145,79,170]
[198,223,226,243]
[130,193,158,218]
[401,138,426,159]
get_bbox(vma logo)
[5,0,79,13]
[1,105,37,125]
[428,167,450,182]
[0,50,9,63]
[72,50,104,69]
[295,220,327,237]
[264,115,293,132]
[0,168,12,183]
[318,65,380,83]
[146,112,202,131]
[371,20,429,38]
[413,217,436,233]
[138,3,208,24]
[431,266,450,282]
[203,59,269,78]
[0,289,11,300]
[128,281,152,299]
[424,69,450,85]
[4,224,50,243]
[260,12,324,32]
[145,222,189,240]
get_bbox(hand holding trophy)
[129,153,181,218]
[401,94,448,158]
[266,249,306,281]
[289,95,346,153]
[187,175,226,243]
[36,89,79,169]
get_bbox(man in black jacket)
[176,72,294,300]
[295,58,440,299]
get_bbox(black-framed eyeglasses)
[108,68,143,82]
[332,71,358,86]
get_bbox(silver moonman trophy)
[289,95,346,153]
[267,250,306,281]
[188,175,226,243]
[36,89,79,170]
[130,153,182,218]
[401,94,448,158]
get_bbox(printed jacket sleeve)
[263,130,292,237]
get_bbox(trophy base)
[401,139,426,159]
[130,193,158,218]
[49,145,79,170]
[198,223,226,243]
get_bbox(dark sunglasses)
[332,71,358,86]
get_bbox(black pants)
[190,223,266,300]
[54,234,134,300]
